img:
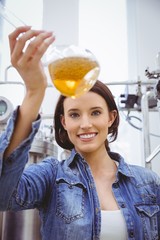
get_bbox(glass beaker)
[46,45,100,98]
[0,2,100,98]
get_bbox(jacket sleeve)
[0,107,41,210]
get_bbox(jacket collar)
[65,149,134,178]
[65,149,82,167]
[109,151,134,178]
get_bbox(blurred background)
[0,0,160,239]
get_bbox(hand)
[8,26,55,93]
[4,26,56,158]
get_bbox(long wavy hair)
[54,80,120,151]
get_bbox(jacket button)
[112,183,119,188]
[151,195,156,203]
[121,203,126,208]
[129,230,134,238]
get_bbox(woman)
[0,26,160,240]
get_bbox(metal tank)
[0,212,3,240]
[0,96,14,240]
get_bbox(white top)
[100,210,128,240]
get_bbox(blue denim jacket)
[0,109,160,240]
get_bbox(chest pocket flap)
[135,205,160,217]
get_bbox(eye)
[69,112,80,118]
[92,110,101,116]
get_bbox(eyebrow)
[67,106,103,113]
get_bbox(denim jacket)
[0,109,160,240]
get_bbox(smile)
[78,133,97,139]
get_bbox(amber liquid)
[48,56,100,98]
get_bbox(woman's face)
[61,92,117,156]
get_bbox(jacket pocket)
[135,204,160,240]
[55,178,86,224]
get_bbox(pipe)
[146,144,160,163]
[141,90,155,169]
[146,98,160,164]
[104,79,157,86]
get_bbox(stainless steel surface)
[141,91,154,169]
[0,212,3,240]
[146,144,160,163]
[104,79,157,86]
[30,138,58,157]
[1,210,41,240]
[0,96,13,124]
[146,99,160,164]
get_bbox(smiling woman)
[54,81,119,152]
[0,2,160,240]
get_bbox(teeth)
[79,133,96,139]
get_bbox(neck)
[79,147,116,175]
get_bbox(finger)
[33,35,56,63]
[11,29,47,66]
[20,32,55,64]
[8,26,31,54]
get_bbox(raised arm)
[4,26,55,158]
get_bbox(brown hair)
[54,80,120,151]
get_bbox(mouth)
[78,133,97,140]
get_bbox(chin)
[77,146,97,155]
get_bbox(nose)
[80,115,92,129]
